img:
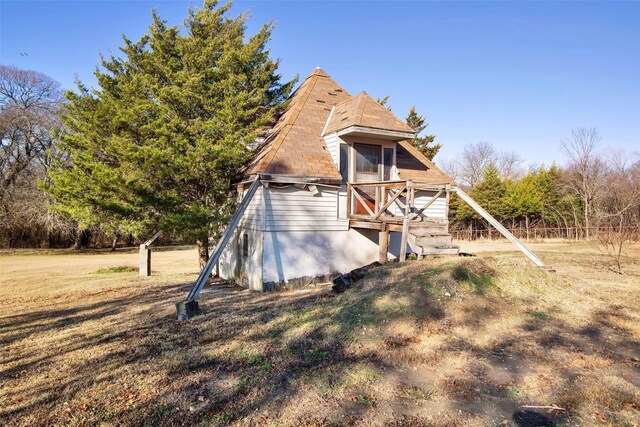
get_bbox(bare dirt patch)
[1,241,639,426]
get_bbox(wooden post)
[346,184,352,219]
[399,187,411,262]
[138,230,162,277]
[374,185,380,216]
[445,186,451,234]
[139,244,151,276]
[379,227,389,264]
[400,218,409,262]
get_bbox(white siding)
[238,185,263,230]
[337,184,348,219]
[389,190,447,219]
[413,190,447,219]
[324,133,339,166]
[263,186,348,231]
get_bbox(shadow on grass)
[1,257,639,426]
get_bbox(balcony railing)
[346,180,450,223]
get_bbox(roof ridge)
[356,92,367,125]
[258,72,321,173]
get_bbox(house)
[217,68,459,291]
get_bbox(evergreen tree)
[504,174,542,237]
[47,1,295,268]
[456,163,507,222]
[533,165,582,236]
[405,106,441,160]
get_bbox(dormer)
[322,92,416,183]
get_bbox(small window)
[339,144,349,183]
[242,233,249,257]
[355,144,380,174]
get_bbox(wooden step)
[409,226,449,236]
[420,246,460,255]
[416,235,453,247]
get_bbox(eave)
[334,125,416,141]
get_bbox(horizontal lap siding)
[264,186,348,231]
[324,134,339,166]
[390,190,447,219]
[413,190,447,219]
[238,186,263,230]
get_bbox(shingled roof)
[246,68,454,185]
[396,140,455,184]
[246,68,350,180]
[323,91,415,136]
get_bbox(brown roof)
[323,92,415,136]
[246,68,350,179]
[246,68,455,185]
[396,140,455,184]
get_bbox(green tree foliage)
[376,95,390,110]
[47,1,295,267]
[405,106,441,161]
[456,163,506,222]
[504,175,542,223]
[450,163,588,240]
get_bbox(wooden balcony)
[346,180,456,261]
[346,180,450,231]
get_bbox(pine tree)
[405,106,441,160]
[457,163,507,223]
[47,1,295,268]
[504,174,542,238]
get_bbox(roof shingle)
[246,68,350,179]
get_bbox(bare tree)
[444,141,522,188]
[560,127,605,240]
[595,151,640,272]
[0,65,62,199]
[0,65,67,247]
[498,150,523,181]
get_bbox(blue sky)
[1,1,638,166]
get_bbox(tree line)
[1,1,638,271]
[1,1,295,268]
[444,131,640,271]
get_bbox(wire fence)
[450,225,640,242]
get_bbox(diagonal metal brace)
[453,186,549,269]
[177,177,262,320]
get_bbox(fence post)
[139,244,151,276]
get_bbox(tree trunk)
[196,238,209,271]
[584,197,590,241]
[111,235,118,252]
[74,228,90,249]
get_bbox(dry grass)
[1,241,639,426]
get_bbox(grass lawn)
[1,241,639,426]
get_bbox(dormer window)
[352,143,395,183]
[355,143,381,182]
